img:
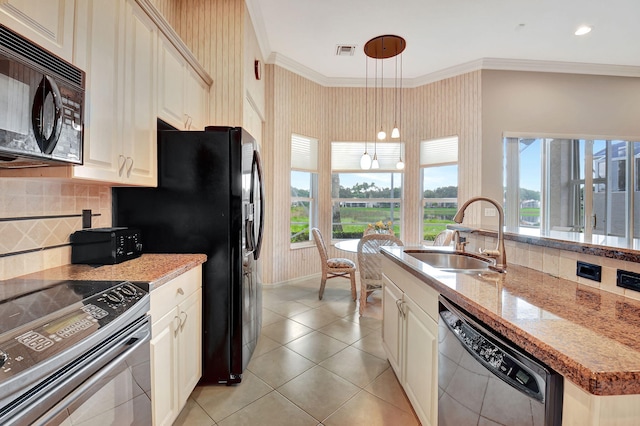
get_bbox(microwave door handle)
[32,75,63,154]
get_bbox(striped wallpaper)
[150,0,482,284]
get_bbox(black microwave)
[0,24,85,168]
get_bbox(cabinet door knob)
[177,287,184,295]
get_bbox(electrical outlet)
[576,261,601,282]
[617,269,640,292]
[484,208,496,217]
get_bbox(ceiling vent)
[335,45,356,56]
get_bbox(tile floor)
[173,276,420,425]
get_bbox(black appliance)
[0,24,84,168]
[70,227,143,265]
[0,278,151,425]
[438,296,563,425]
[113,124,264,384]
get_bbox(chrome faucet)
[453,197,507,271]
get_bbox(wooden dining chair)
[311,228,357,301]
[357,233,404,315]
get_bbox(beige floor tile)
[364,368,414,414]
[351,329,386,360]
[253,334,282,358]
[315,298,359,317]
[285,331,348,363]
[343,310,383,330]
[247,346,315,387]
[290,308,342,329]
[261,318,314,344]
[173,398,216,426]
[266,300,314,318]
[191,371,272,422]
[218,391,317,426]
[323,390,419,426]
[318,318,375,345]
[277,366,360,421]
[262,309,286,327]
[319,346,389,388]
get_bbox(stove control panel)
[0,282,147,380]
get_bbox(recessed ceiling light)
[575,25,592,36]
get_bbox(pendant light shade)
[391,126,400,139]
[371,152,380,169]
[396,144,404,169]
[360,151,372,169]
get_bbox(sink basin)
[405,251,494,272]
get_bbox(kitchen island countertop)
[382,246,640,396]
[13,253,207,290]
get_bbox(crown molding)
[265,53,640,88]
[245,0,271,61]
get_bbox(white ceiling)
[245,0,640,86]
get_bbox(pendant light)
[396,142,405,170]
[391,52,401,139]
[364,35,406,147]
[360,56,371,169]
[371,55,380,169]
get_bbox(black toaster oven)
[70,227,142,264]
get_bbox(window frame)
[420,136,459,243]
[290,134,319,247]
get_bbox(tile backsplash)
[0,178,111,280]
[464,233,640,301]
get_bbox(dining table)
[334,239,360,253]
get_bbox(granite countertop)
[15,254,207,290]
[382,246,640,397]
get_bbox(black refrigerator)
[112,124,264,384]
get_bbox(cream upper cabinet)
[72,0,123,183]
[72,0,157,186]
[158,33,210,131]
[121,0,157,186]
[0,0,75,62]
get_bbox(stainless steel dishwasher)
[438,296,563,426]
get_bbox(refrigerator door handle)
[250,150,265,260]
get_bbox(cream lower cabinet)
[382,258,439,426]
[150,266,202,426]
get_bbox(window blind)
[291,134,318,171]
[420,136,458,167]
[331,142,405,171]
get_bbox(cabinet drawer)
[151,266,202,322]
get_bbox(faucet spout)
[453,197,507,271]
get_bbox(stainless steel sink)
[405,250,494,272]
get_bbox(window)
[331,142,404,239]
[290,134,318,244]
[504,137,640,244]
[420,137,458,242]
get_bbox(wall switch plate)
[576,261,601,282]
[484,208,496,217]
[617,269,640,292]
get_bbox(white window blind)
[331,142,405,171]
[291,134,318,171]
[420,136,458,167]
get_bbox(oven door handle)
[9,318,151,426]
